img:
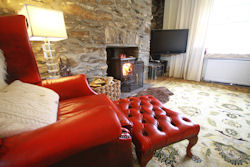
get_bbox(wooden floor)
[145,76,169,84]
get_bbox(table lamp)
[19,4,68,79]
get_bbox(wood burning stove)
[106,47,144,92]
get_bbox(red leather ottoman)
[115,95,200,167]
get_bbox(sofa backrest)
[0,15,41,84]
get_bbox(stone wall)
[0,0,152,79]
[151,0,164,29]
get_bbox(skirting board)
[202,58,250,86]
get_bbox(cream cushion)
[0,49,7,90]
[0,80,59,138]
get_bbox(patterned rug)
[134,78,250,167]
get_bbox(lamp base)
[42,40,60,79]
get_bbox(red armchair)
[0,15,133,167]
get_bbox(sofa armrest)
[37,74,97,100]
[0,106,121,167]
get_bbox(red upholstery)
[0,15,41,84]
[0,107,121,167]
[38,74,132,128]
[51,128,133,167]
[58,94,133,128]
[38,74,97,100]
[0,15,133,167]
[115,95,200,167]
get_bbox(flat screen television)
[150,29,189,58]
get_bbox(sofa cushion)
[0,49,7,90]
[0,80,59,138]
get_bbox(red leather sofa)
[0,15,133,167]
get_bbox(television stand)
[148,61,164,79]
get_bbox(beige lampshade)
[19,4,68,41]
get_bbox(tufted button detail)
[170,121,176,127]
[157,126,163,131]
[142,131,148,136]
[115,95,200,167]
[165,112,170,117]
[183,117,191,122]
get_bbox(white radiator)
[202,58,250,86]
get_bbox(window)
[206,0,250,54]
